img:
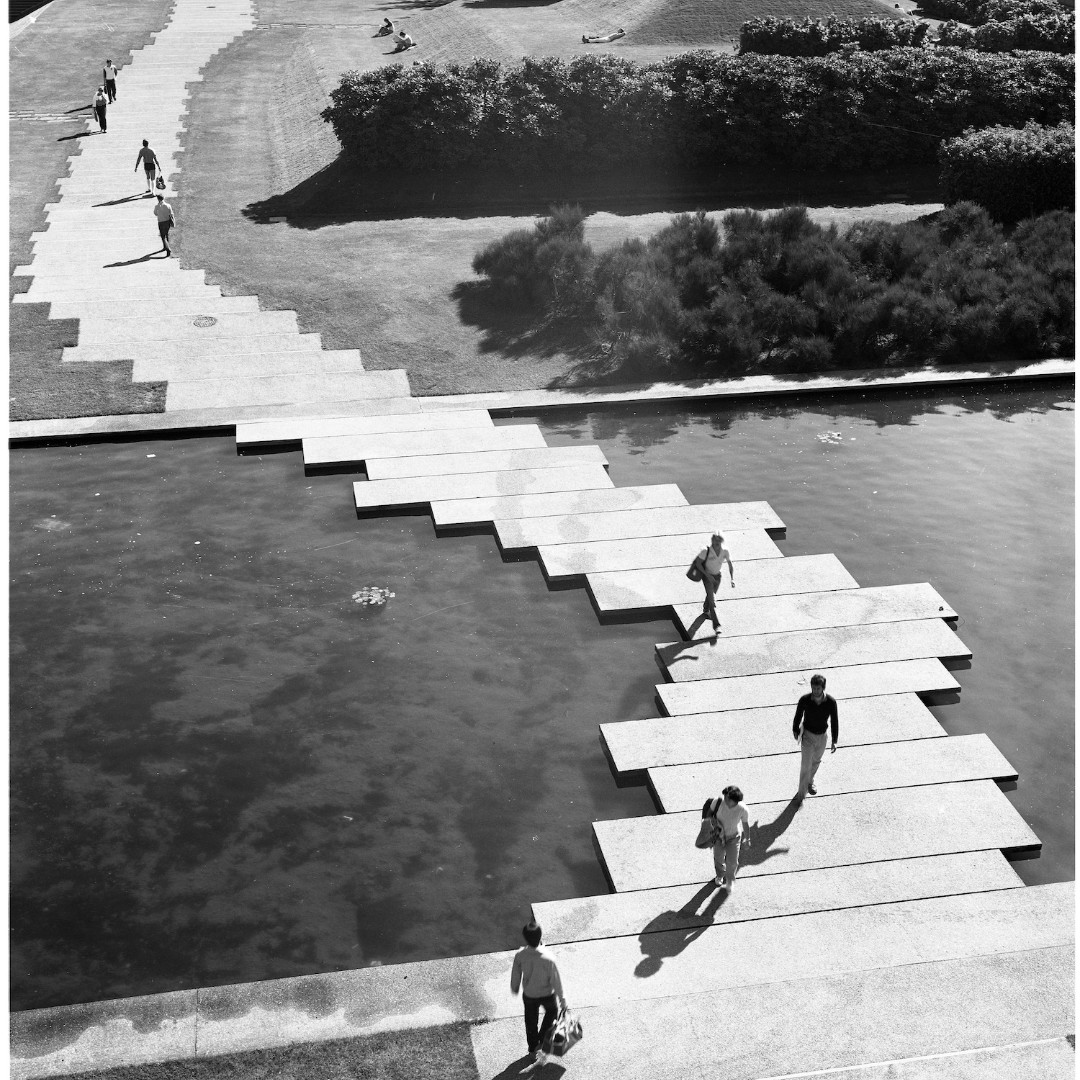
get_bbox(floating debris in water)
[352,586,395,606]
[34,517,71,532]
[816,431,844,444]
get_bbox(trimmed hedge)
[323,50,1072,174]
[739,15,930,55]
[917,0,1062,24]
[936,12,1074,51]
[939,121,1074,221]
[471,204,1074,377]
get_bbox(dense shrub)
[917,0,1062,24]
[740,15,929,55]
[323,50,1072,174]
[471,205,1073,377]
[936,12,1074,50]
[939,121,1074,222]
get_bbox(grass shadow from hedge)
[242,158,943,226]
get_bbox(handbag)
[695,797,725,848]
[155,176,166,190]
[542,1006,583,1057]
[686,554,704,582]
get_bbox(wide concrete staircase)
[13,0,411,417]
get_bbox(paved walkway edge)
[9,359,1075,443]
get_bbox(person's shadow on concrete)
[684,612,720,639]
[740,797,802,870]
[103,251,168,266]
[94,193,151,206]
[634,881,728,977]
[489,1052,568,1078]
[57,131,95,142]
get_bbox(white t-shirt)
[714,798,749,839]
[699,547,727,577]
[104,64,118,80]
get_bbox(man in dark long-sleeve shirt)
[793,673,838,800]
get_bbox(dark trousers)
[158,221,172,250]
[523,994,558,1055]
[95,105,106,131]
[105,79,116,102]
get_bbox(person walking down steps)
[702,786,751,891]
[793,673,839,801]
[510,920,566,1067]
[135,140,163,194]
[92,86,108,132]
[103,59,118,101]
[153,194,175,256]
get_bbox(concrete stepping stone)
[656,619,970,682]
[165,370,411,411]
[592,779,1040,891]
[354,465,614,511]
[71,311,300,343]
[14,285,221,303]
[63,336,327,364]
[470,948,1073,1080]
[658,658,961,714]
[235,410,495,448]
[533,850,1021,944]
[537,528,782,579]
[366,444,607,480]
[44,296,261,319]
[431,484,688,527]
[649,732,1017,810]
[495,501,785,549]
[588,553,859,613]
[303,424,547,468]
[600,692,945,773]
[672,581,957,641]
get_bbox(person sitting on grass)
[391,28,417,51]
[582,28,625,43]
[376,18,395,36]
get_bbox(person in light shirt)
[692,532,735,633]
[510,920,566,1064]
[702,785,751,890]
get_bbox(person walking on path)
[793,673,839,801]
[92,86,108,133]
[702,786,751,891]
[153,194,175,256]
[691,533,735,633]
[510,920,566,1065]
[135,141,162,194]
[103,59,118,102]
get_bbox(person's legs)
[712,835,725,883]
[145,167,156,192]
[158,222,171,254]
[702,575,719,628]
[721,835,741,888]
[522,995,541,1054]
[96,106,106,132]
[106,79,116,102]
[536,994,559,1053]
[798,731,826,797]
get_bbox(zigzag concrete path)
[14,0,412,416]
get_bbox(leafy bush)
[917,0,1063,24]
[938,121,1074,222]
[471,205,1073,377]
[323,50,1072,174]
[936,12,1074,50]
[740,15,929,55]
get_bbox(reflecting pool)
[9,380,1073,1010]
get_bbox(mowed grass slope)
[10,0,174,420]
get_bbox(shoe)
[808,784,817,795]
[715,875,726,887]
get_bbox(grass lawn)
[9,0,174,420]
[71,1024,480,1080]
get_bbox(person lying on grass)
[582,28,625,42]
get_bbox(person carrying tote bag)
[705,786,750,892]
[687,533,735,634]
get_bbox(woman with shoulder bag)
[686,533,735,634]
[700,786,750,891]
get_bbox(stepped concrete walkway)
[14,0,412,418]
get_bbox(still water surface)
[9,381,1073,1010]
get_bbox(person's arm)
[740,806,750,845]
[724,549,735,586]
[830,699,839,752]
[551,961,565,1008]
[792,698,804,741]
[510,952,522,995]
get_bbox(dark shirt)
[793,692,838,743]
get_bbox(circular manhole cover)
[193,315,218,328]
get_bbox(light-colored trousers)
[799,729,828,796]
[712,834,742,886]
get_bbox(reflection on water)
[9,380,1073,1010]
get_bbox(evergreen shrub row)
[739,15,929,55]
[322,50,1072,174]
[471,205,1074,377]
[939,121,1075,222]
[916,0,1061,25]
[936,12,1074,51]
